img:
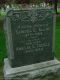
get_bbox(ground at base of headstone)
[3,58,60,80]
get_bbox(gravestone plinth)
[4,6,55,67]
[4,58,60,80]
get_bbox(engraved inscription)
[7,8,54,66]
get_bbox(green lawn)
[55,27,60,59]
[55,15,60,59]
[0,11,7,66]
[0,27,7,67]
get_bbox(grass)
[55,28,60,59]
[55,15,60,59]
[0,21,7,67]
[0,29,7,65]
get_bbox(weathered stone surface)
[4,6,55,67]
[11,73,60,80]
[4,58,60,80]
[7,72,60,80]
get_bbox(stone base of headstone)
[4,58,60,80]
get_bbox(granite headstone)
[4,7,55,67]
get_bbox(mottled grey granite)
[4,58,60,80]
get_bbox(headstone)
[4,6,55,67]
